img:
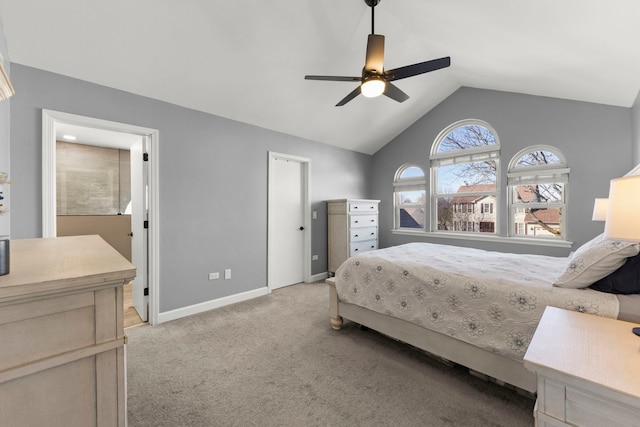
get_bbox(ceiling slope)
[0,0,638,154]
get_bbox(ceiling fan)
[305,0,451,107]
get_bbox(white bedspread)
[335,242,619,361]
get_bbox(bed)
[327,237,640,393]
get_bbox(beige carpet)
[126,282,534,426]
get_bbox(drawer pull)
[354,234,359,237]
[354,248,359,252]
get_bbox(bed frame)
[327,277,537,393]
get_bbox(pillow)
[589,253,640,294]
[553,233,640,289]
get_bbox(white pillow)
[553,233,640,289]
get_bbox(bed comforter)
[335,242,619,360]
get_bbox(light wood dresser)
[0,235,136,427]
[524,306,640,427]
[327,199,380,275]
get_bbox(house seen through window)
[430,119,500,234]
[392,120,570,244]
[393,165,426,230]
[508,146,569,239]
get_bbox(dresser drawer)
[565,388,640,427]
[350,226,377,242]
[350,240,378,256]
[349,201,378,213]
[350,214,377,228]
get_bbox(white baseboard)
[157,286,271,324]
[308,272,328,283]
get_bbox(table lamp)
[592,198,608,221]
[604,175,640,337]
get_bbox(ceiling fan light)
[361,77,385,98]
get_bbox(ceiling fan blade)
[383,82,410,103]
[385,56,451,81]
[305,75,361,82]
[336,86,362,107]
[364,34,385,74]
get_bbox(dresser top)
[0,235,136,302]
[524,306,640,398]
[326,199,380,203]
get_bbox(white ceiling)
[1,0,639,155]
[56,123,142,150]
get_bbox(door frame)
[267,151,311,290]
[41,109,160,325]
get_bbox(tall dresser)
[327,199,380,275]
[0,235,136,427]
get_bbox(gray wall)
[632,90,640,167]
[372,87,634,257]
[0,19,10,236]
[9,64,372,312]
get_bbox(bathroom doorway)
[42,110,160,325]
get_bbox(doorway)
[267,152,311,290]
[42,110,160,325]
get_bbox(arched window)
[393,164,426,230]
[430,119,500,234]
[507,146,569,240]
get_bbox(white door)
[130,138,148,321]
[269,155,306,289]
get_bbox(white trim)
[506,145,569,241]
[430,118,500,157]
[157,287,270,324]
[267,151,312,290]
[508,145,568,171]
[391,229,573,248]
[393,163,427,231]
[429,119,501,234]
[42,109,161,325]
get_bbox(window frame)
[393,164,427,231]
[507,145,570,242]
[429,119,501,236]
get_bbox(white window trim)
[391,228,573,248]
[507,145,570,242]
[430,119,501,235]
[393,163,427,231]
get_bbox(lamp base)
[0,237,8,276]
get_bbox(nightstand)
[524,306,640,427]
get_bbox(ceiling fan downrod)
[365,0,381,35]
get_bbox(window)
[430,119,500,234]
[507,146,569,240]
[393,164,426,230]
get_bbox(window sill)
[391,229,573,248]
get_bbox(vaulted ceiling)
[0,0,638,154]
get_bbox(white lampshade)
[604,175,640,242]
[592,198,608,221]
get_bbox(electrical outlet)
[208,272,219,280]
[312,255,318,261]
[224,269,231,279]
[312,211,317,219]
